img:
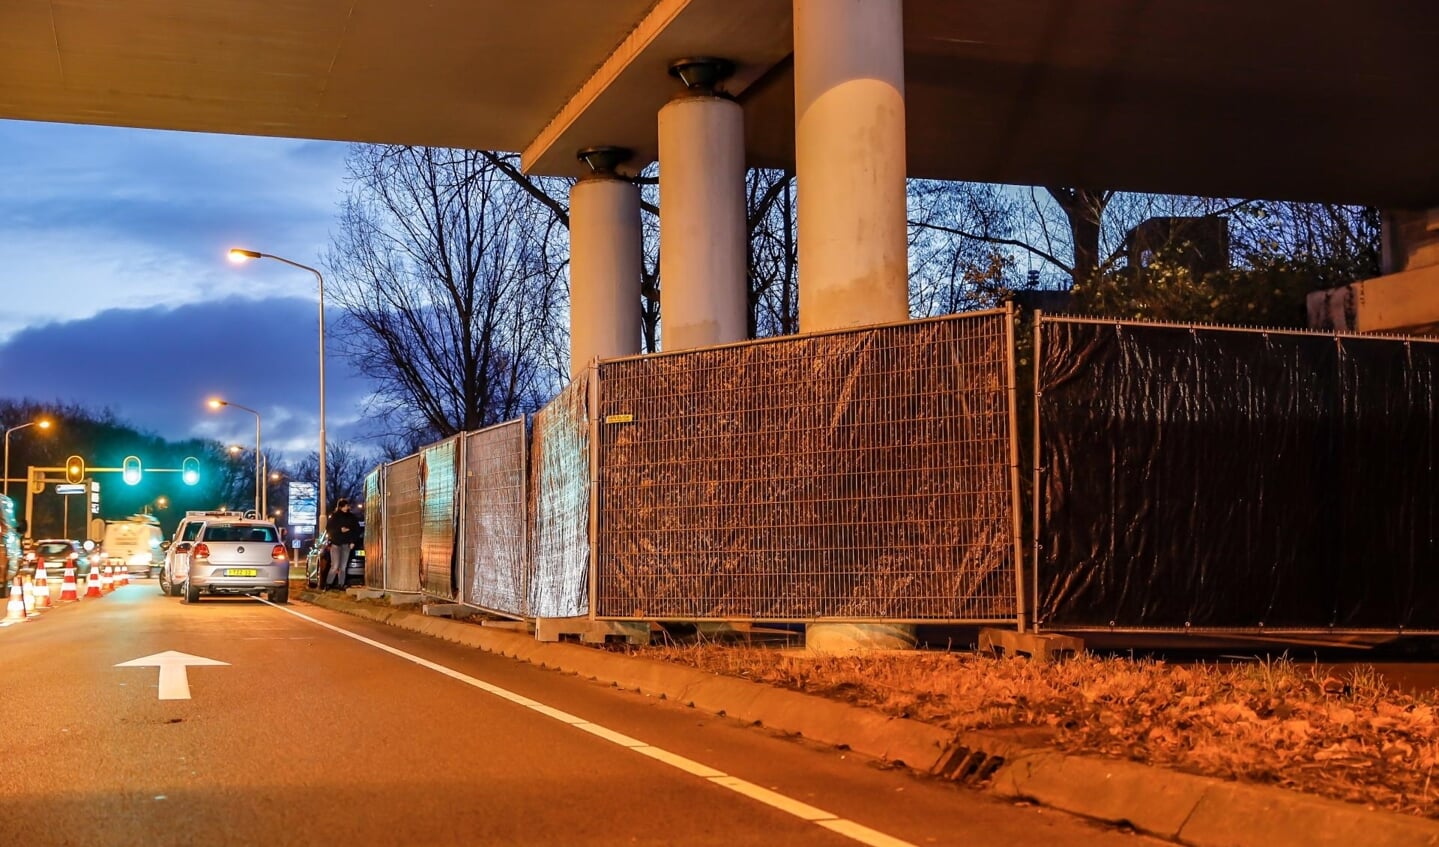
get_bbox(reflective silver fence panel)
[595,311,1018,622]
[363,468,384,589]
[419,437,460,601]
[383,452,423,594]
[528,374,591,618]
[462,419,529,617]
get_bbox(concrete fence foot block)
[422,603,478,619]
[978,628,1084,662]
[535,616,651,645]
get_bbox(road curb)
[300,591,1439,847]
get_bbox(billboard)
[288,481,317,534]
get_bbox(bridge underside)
[1,0,1434,206]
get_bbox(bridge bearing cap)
[576,146,634,178]
[668,57,735,96]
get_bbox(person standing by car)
[324,498,361,589]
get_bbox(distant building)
[1124,216,1230,278]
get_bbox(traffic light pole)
[20,464,199,540]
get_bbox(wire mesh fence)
[528,374,592,619]
[594,311,1019,621]
[419,438,459,601]
[384,452,423,594]
[462,419,529,617]
[364,469,384,589]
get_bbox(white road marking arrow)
[115,651,229,700]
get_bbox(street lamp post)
[4,418,52,499]
[209,399,261,517]
[229,248,326,533]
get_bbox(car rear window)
[202,524,278,543]
[37,542,71,556]
[180,522,204,541]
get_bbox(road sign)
[55,483,86,495]
[114,651,229,701]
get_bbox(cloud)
[0,120,352,340]
[0,296,378,460]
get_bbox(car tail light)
[271,545,288,561]
[175,542,192,554]
[192,543,210,559]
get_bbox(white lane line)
[262,600,917,847]
[708,775,835,821]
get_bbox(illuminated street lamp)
[229,247,327,532]
[209,399,262,517]
[4,417,52,498]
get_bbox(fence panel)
[595,311,1018,621]
[528,374,591,618]
[1034,317,1439,632]
[384,453,423,594]
[363,469,384,589]
[419,437,460,600]
[462,419,529,617]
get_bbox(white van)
[101,516,164,577]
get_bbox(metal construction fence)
[363,310,1023,626]
[363,469,383,587]
[594,310,1021,622]
[380,453,422,594]
[1033,315,1439,634]
[419,438,460,601]
[527,375,592,619]
[462,420,528,616]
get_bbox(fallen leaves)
[638,645,1439,818]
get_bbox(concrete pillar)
[1381,208,1439,275]
[569,149,643,378]
[795,0,916,653]
[657,74,748,350]
[794,0,910,332]
[1309,207,1439,334]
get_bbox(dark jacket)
[329,508,362,546]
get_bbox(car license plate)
[225,568,258,577]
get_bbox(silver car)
[181,520,290,604]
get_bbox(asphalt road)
[0,582,1162,847]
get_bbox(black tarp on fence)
[1035,317,1439,631]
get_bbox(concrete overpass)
[3,0,1437,352]
[5,0,1436,650]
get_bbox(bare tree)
[295,440,368,510]
[326,146,570,445]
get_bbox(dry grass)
[635,645,1439,818]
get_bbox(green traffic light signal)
[122,455,142,485]
[181,456,200,486]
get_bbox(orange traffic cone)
[59,565,79,602]
[100,564,113,594]
[3,576,26,623]
[34,562,51,609]
[116,563,129,587]
[85,566,103,598]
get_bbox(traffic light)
[65,455,85,484]
[181,456,200,486]
[122,455,142,486]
